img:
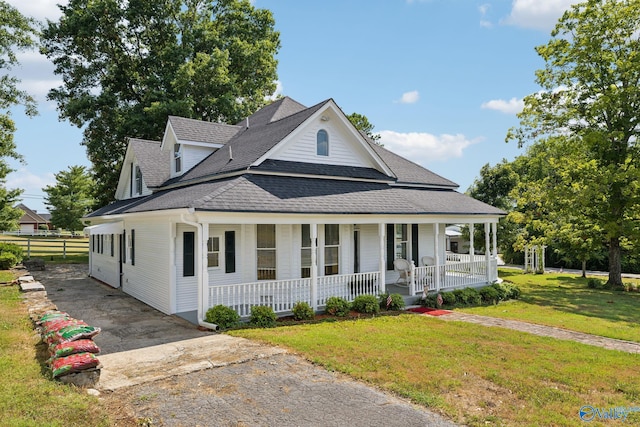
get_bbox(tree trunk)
[607,237,623,288]
[581,259,586,278]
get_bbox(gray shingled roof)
[129,138,171,188]
[236,96,307,127]
[88,174,505,217]
[254,159,392,181]
[163,100,329,185]
[366,139,459,188]
[168,116,242,144]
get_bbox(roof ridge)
[168,115,243,130]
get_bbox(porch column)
[434,223,441,292]
[378,223,386,294]
[485,222,491,284]
[492,222,498,258]
[311,223,318,311]
[469,222,475,258]
[201,223,210,315]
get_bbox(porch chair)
[393,258,412,286]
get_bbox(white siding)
[118,161,153,200]
[206,224,243,286]
[359,224,380,273]
[183,145,216,172]
[271,119,376,168]
[242,224,255,283]
[340,224,351,275]
[89,234,120,288]
[121,220,172,315]
[419,224,435,263]
[277,224,293,279]
[175,224,198,313]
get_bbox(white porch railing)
[209,271,380,317]
[445,253,487,263]
[411,260,492,295]
[317,272,379,306]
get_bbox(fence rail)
[0,238,88,259]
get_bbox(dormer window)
[134,165,142,195]
[174,143,182,173]
[317,129,329,156]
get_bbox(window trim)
[207,236,221,269]
[174,143,182,173]
[316,129,329,156]
[324,224,340,276]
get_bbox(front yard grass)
[231,314,640,426]
[459,268,640,342]
[0,284,111,426]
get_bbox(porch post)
[469,222,475,259]
[378,223,386,294]
[434,223,441,292]
[311,223,318,311]
[201,223,210,315]
[485,222,491,283]
[492,222,498,281]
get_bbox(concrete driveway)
[31,264,457,426]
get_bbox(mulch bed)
[406,307,452,316]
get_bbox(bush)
[422,293,437,308]
[0,243,22,264]
[491,283,508,301]
[501,282,521,299]
[325,296,351,317]
[351,294,380,314]
[441,291,456,306]
[379,293,405,311]
[205,305,240,330]
[249,305,277,328]
[479,286,500,304]
[0,253,17,270]
[292,301,314,321]
[587,278,604,289]
[462,287,482,305]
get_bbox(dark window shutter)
[122,230,126,263]
[412,224,419,265]
[225,231,236,273]
[183,231,195,277]
[386,224,394,270]
[131,229,135,266]
[111,234,114,257]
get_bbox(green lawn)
[0,284,112,426]
[459,269,640,342]
[231,270,640,426]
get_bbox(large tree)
[41,0,280,207]
[0,1,37,230]
[507,0,640,287]
[43,166,95,231]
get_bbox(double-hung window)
[174,144,182,173]
[324,224,339,275]
[395,224,408,260]
[317,129,329,156]
[134,166,143,195]
[257,224,276,280]
[207,236,220,268]
[301,224,311,278]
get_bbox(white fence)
[209,271,380,317]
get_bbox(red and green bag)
[50,339,101,360]
[51,353,100,378]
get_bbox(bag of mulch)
[51,353,100,378]
[38,311,71,325]
[43,319,87,335]
[55,325,101,344]
[49,339,100,361]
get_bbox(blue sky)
[6,0,577,213]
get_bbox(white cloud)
[481,97,524,114]
[266,80,283,101]
[378,130,480,164]
[504,0,575,31]
[397,90,419,104]
[6,168,55,211]
[5,0,68,23]
[479,3,493,28]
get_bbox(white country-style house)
[84,97,504,328]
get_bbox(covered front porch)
[200,220,499,318]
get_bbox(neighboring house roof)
[168,116,242,145]
[17,203,50,224]
[236,96,307,128]
[88,174,504,217]
[129,138,171,188]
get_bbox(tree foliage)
[347,112,381,143]
[0,1,38,230]
[41,0,281,207]
[507,0,640,287]
[43,166,95,231]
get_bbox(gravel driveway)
[30,264,457,427]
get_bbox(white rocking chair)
[393,258,412,286]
